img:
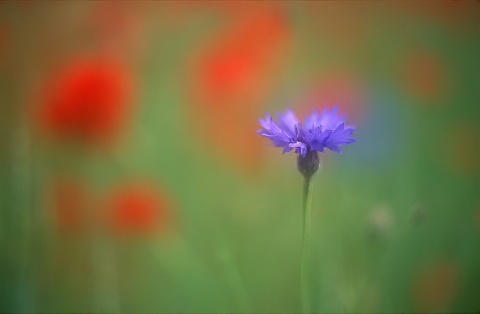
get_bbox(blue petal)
[319,106,345,131]
[276,109,299,138]
[324,122,356,154]
[289,141,307,158]
[303,110,320,130]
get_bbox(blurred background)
[0,1,479,313]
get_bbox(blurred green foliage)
[0,1,479,313]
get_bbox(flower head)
[106,182,173,236]
[35,56,134,146]
[257,106,357,158]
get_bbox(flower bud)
[297,149,320,178]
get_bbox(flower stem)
[218,243,250,313]
[301,175,313,313]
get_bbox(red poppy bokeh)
[0,22,10,68]
[106,182,174,236]
[49,178,88,233]
[301,73,366,123]
[89,2,149,61]
[413,261,459,312]
[190,8,291,173]
[444,124,480,177]
[400,50,448,104]
[386,1,477,30]
[35,56,134,146]
[305,2,367,49]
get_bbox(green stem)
[219,244,250,313]
[213,215,250,312]
[301,176,313,313]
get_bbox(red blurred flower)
[35,56,134,146]
[387,1,478,30]
[304,2,367,49]
[302,73,366,123]
[90,2,148,60]
[400,51,449,104]
[0,23,10,65]
[49,178,88,233]
[476,206,480,232]
[195,9,289,107]
[190,9,290,173]
[107,182,173,236]
[413,261,459,312]
[444,124,480,177]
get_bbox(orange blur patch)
[196,10,289,103]
[476,207,480,232]
[386,1,478,30]
[92,2,136,40]
[305,2,367,48]
[107,182,173,236]
[445,125,480,176]
[301,73,366,123]
[401,51,448,103]
[413,261,459,312]
[34,56,135,147]
[0,23,10,65]
[190,8,291,174]
[89,2,148,59]
[49,179,88,233]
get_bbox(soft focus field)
[0,2,479,313]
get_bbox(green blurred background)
[0,1,479,313]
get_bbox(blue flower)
[257,106,357,158]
